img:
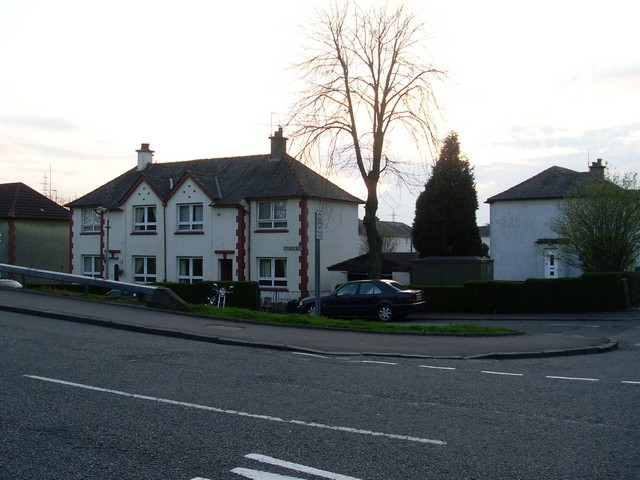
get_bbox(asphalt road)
[2,311,639,479]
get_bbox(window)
[178,204,204,231]
[178,257,203,283]
[82,255,101,278]
[133,205,157,231]
[82,209,101,233]
[258,258,287,287]
[258,200,287,229]
[336,282,359,296]
[358,283,382,296]
[134,256,156,283]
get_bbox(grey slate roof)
[358,220,412,238]
[328,252,419,273]
[0,182,70,221]
[67,154,363,209]
[485,166,595,204]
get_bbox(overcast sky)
[1,0,638,226]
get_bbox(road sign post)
[314,212,323,316]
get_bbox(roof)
[358,220,412,238]
[0,182,70,221]
[485,166,596,204]
[328,252,419,273]
[67,153,363,209]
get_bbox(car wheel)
[377,304,394,322]
[306,304,317,316]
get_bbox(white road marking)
[24,375,446,446]
[291,352,328,359]
[244,454,362,480]
[622,381,640,385]
[481,370,523,376]
[358,361,398,365]
[419,365,456,370]
[231,468,304,479]
[546,376,599,382]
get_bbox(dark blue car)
[297,279,425,322]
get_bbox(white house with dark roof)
[486,160,606,281]
[358,219,414,253]
[67,129,363,301]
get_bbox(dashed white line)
[546,376,599,382]
[622,381,640,385]
[481,370,523,377]
[291,352,328,359]
[358,360,398,365]
[24,375,445,446]
[419,365,456,370]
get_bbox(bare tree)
[288,1,443,278]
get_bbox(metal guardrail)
[0,263,188,311]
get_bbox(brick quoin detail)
[69,209,74,273]
[298,198,309,298]
[235,207,246,281]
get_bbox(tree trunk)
[363,178,382,279]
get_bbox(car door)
[323,282,359,317]
[356,281,383,318]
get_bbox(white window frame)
[258,258,287,287]
[82,255,101,278]
[178,257,203,283]
[133,205,157,232]
[257,200,287,229]
[82,209,101,233]
[177,204,204,231]
[133,256,157,283]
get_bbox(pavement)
[1,288,635,360]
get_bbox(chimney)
[269,127,287,160]
[136,143,154,171]
[589,158,605,179]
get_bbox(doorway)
[219,258,233,281]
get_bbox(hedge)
[417,272,636,313]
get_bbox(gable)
[0,182,69,221]
[486,166,594,204]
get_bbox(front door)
[544,249,563,278]
[219,259,233,281]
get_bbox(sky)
[1,0,638,226]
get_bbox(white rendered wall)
[490,199,581,280]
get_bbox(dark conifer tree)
[412,132,484,257]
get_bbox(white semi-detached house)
[67,129,363,301]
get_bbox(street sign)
[315,211,323,240]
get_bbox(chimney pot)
[269,127,287,160]
[589,158,605,179]
[136,143,154,171]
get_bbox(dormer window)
[258,200,287,229]
[133,205,157,231]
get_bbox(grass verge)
[189,305,513,335]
